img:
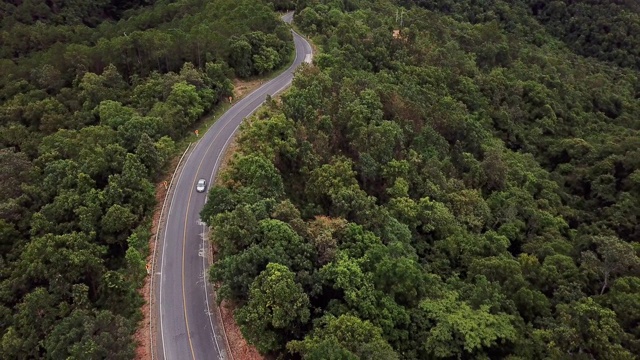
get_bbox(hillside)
[0,0,292,357]
[201,0,640,358]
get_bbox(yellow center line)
[181,99,256,360]
[181,190,197,360]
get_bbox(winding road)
[152,12,313,360]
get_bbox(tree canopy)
[0,0,293,356]
[202,0,640,358]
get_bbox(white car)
[196,179,206,193]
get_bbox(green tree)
[1,288,62,358]
[606,277,640,349]
[419,290,517,358]
[235,263,311,354]
[12,232,106,296]
[135,133,160,176]
[154,135,175,170]
[228,38,253,77]
[581,236,640,295]
[97,100,136,129]
[288,314,399,360]
[77,65,127,112]
[101,204,137,245]
[227,154,285,200]
[44,309,134,360]
[165,81,204,133]
[205,61,234,100]
[0,0,300,358]
[253,46,280,74]
[237,112,297,163]
[547,298,634,359]
[257,219,314,272]
[0,148,31,203]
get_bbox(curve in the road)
[152,13,313,360]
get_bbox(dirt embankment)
[134,155,178,360]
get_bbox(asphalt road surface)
[153,12,313,360]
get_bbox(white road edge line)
[201,221,223,359]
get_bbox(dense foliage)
[202,0,640,358]
[0,0,292,357]
[410,0,640,70]
[526,0,640,70]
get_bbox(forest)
[0,0,292,358]
[201,0,640,359]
